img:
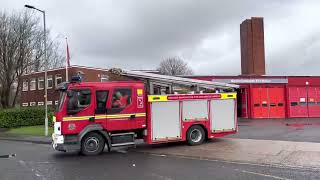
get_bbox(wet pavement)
[1,118,320,179]
[230,118,320,143]
[1,140,320,180]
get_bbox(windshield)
[67,89,91,114]
[56,91,66,112]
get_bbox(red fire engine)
[52,69,239,155]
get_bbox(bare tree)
[157,57,193,76]
[0,11,64,108]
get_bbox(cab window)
[67,89,91,115]
[95,90,109,114]
[109,88,132,113]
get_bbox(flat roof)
[182,75,320,78]
[22,65,110,76]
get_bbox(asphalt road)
[1,140,320,180]
[230,118,320,143]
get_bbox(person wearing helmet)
[112,91,129,108]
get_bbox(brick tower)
[240,17,265,75]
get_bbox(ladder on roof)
[109,68,239,93]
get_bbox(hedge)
[0,107,53,128]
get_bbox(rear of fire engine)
[52,69,239,155]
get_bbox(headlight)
[54,122,61,135]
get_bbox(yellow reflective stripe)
[63,116,94,121]
[148,95,168,102]
[135,113,146,117]
[95,115,107,120]
[107,113,146,118]
[220,93,237,99]
[62,113,146,121]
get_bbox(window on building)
[55,74,63,87]
[30,102,36,106]
[22,103,28,107]
[22,80,28,91]
[38,77,44,90]
[38,102,44,106]
[47,75,53,89]
[47,101,53,105]
[67,89,91,114]
[30,78,36,90]
[100,74,109,82]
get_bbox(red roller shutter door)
[252,87,269,118]
[288,87,308,117]
[269,87,285,118]
[260,88,269,118]
[252,87,285,118]
[252,87,262,118]
[308,87,320,117]
[316,87,320,117]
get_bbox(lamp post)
[25,4,48,136]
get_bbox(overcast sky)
[1,0,320,75]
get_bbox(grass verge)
[6,125,53,136]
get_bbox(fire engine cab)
[52,69,239,155]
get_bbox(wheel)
[81,132,105,156]
[186,125,205,146]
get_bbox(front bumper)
[52,133,80,152]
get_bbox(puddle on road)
[285,122,320,130]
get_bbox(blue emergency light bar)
[71,75,82,83]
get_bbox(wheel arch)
[186,124,208,140]
[79,124,111,151]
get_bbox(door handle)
[89,117,95,122]
[130,114,136,119]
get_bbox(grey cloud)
[1,0,319,75]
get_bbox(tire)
[186,125,205,146]
[81,132,105,156]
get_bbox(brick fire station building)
[189,75,320,119]
[20,17,320,119]
[188,17,320,119]
[20,66,113,108]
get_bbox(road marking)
[235,169,291,180]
